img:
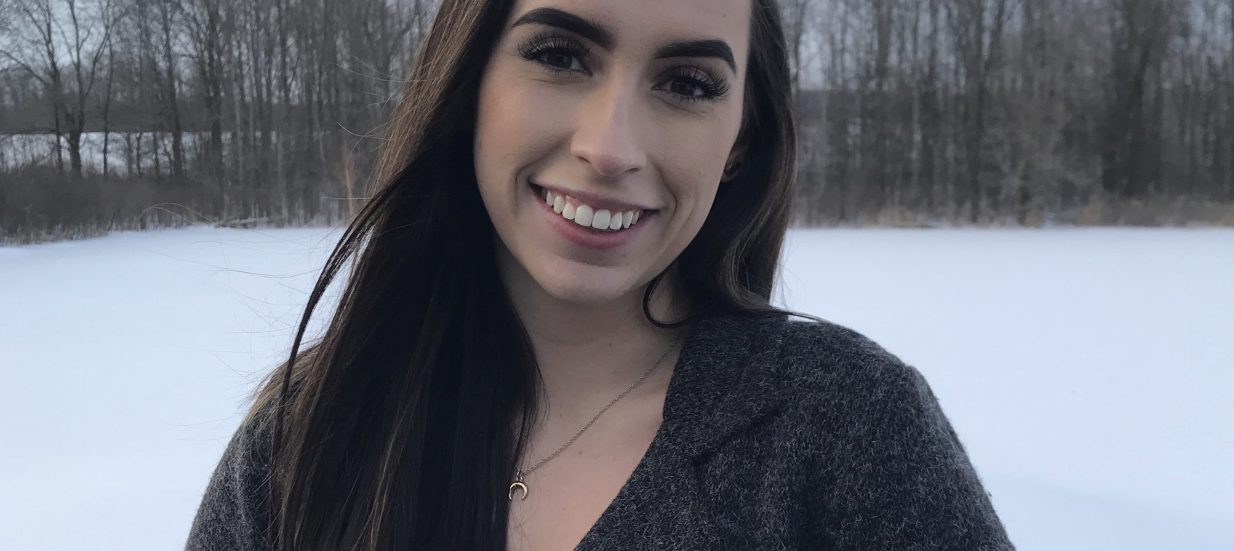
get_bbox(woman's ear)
[721,146,746,183]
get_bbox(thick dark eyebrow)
[510,7,738,73]
[655,40,737,73]
[511,7,614,50]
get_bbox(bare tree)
[2,0,67,173]
[154,0,183,179]
[1100,0,1175,199]
[946,0,1011,222]
[782,0,811,100]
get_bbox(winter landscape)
[0,226,1230,550]
[4,0,1233,547]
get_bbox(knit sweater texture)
[186,311,1015,550]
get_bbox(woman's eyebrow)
[511,7,737,73]
[511,7,614,49]
[655,40,736,73]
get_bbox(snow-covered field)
[1,227,1231,550]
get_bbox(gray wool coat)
[185,312,1015,550]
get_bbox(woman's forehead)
[505,0,751,61]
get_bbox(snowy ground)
[1,226,1231,550]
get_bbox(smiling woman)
[184,1,1013,550]
[476,2,747,309]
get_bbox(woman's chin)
[532,271,644,308]
[541,282,633,307]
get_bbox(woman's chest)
[514,408,812,550]
[505,424,659,551]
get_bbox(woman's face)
[474,0,750,306]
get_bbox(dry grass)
[1075,196,1234,227]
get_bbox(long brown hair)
[249,0,797,548]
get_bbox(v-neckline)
[568,314,714,550]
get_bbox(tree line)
[1,0,1232,242]
[1,0,432,240]
[787,0,1234,225]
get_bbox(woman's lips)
[532,180,649,212]
[536,184,643,232]
[528,182,652,250]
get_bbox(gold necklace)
[508,336,682,502]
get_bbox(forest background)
[2,0,1233,243]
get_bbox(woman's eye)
[538,49,585,72]
[669,78,706,99]
[660,70,729,104]
[518,33,590,74]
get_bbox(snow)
[1,226,1231,550]
[778,228,1234,550]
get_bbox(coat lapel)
[665,312,791,462]
[574,312,790,549]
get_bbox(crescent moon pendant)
[508,481,529,501]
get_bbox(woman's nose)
[569,80,647,179]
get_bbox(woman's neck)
[496,248,688,420]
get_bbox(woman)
[187,0,1014,549]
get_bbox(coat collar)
[573,311,792,550]
[660,311,791,461]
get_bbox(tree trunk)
[159,0,184,180]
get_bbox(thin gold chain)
[516,336,683,479]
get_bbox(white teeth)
[573,204,594,227]
[539,186,645,232]
[591,209,611,230]
[608,212,622,230]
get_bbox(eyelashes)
[664,66,730,103]
[517,32,591,73]
[515,30,730,104]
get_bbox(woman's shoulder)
[185,397,277,550]
[699,310,924,407]
[681,309,945,450]
[781,315,932,407]
[698,311,1014,548]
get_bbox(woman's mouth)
[527,181,655,251]
[531,184,645,233]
